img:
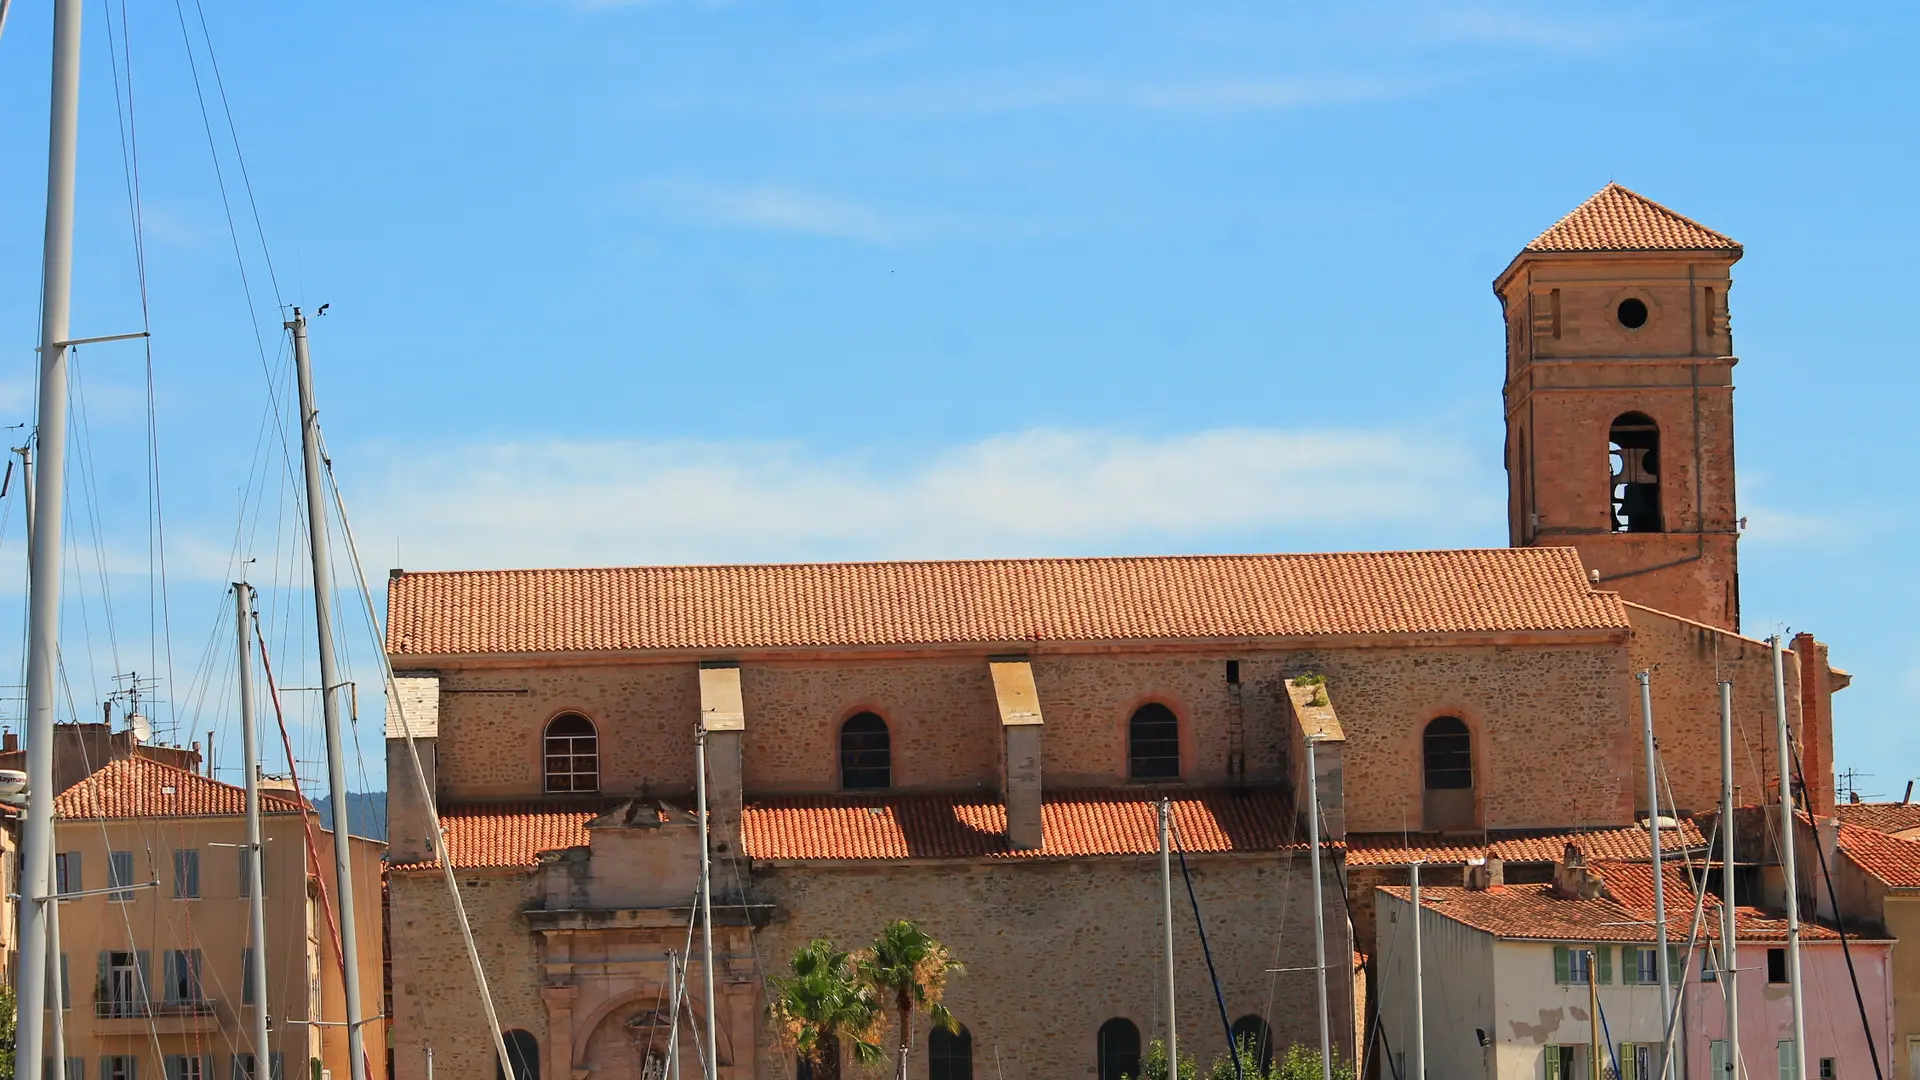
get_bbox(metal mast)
[236,583,273,1074]
[20,441,67,1079]
[1719,681,1741,1080]
[1640,671,1674,1080]
[1160,798,1179,1080]
[18,0,87,1074]
[1409,862,1425,1080]
[696,726,719,1080]
[1305,734,1333,1080]
[1773,638,1807,1080]
[290,309,369,1080]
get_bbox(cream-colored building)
[47,754,384,1080]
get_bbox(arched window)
[1423,716,1474,830]
[1230,1015,1274,1073]
[1609,412,1662,533]
[931,1024,974,1080]
[496,1029,540,1080]
[1097,1019,1141,1080]
[1128,704,1180,780]
[543,713,599,793]
[840,712,891,790]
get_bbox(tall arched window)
[1609,412,1662,533]
[543,713,599,793]
[840,712,891,790]
[1422,716,1474,830]
[1128,704,1181,780]
[1230,1015,1274,1073]
[496,1029,540,1080]
[1097,1019,1141,1080]
[931,1024,974,1080]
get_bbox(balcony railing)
[96,998,215,1018]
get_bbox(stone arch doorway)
[580,993,725,1080]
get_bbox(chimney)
[989,659,1045,851]
[1551,843,1607,900]
[386,672,442,865]
[1465,855,1504,891]
[3,731,16,753]
[698,663,747,856]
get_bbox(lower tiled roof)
[743,787,1301,861]
[1838,823,1920,889]
[1835,803,1920,838]
[393,799,622,871]
[1346,821,1707,868]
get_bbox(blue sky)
[0,2,1913,798]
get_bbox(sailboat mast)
[1409,861,1425,1080]
[236,583,274,1073]
[18,0,87,1075]
[290,309,370,1080]
[1719,681,1741,1080]
[1159,797,1179,1080]
[696,725,719,1080]
[1639,671,1674,1080]
[1305,734,1332,1080]
[1772,638,1807,1080]
[20,442,67,1079]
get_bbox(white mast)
[1719,681,1741,1080]
[1160,797,1179,1080]
[696,725,718,1080]
[236,583,274,1074]
[1305,733,1332,1080]
[290,309,370,1080]
[667,949,683,1080]
[1409,861,1425,1080]
[1772,638,1807,1080]
[18,0,86,1075]
[19,442,67,1080]
[1640,671,1674,1080]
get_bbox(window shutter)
[1713,1041,1730,1079]
[1595,945,1613,985]
[1546,1046,1563,1080]
[60,953,69,1009]
[67,851,80,892]
[1778,1041,1798,1080]
[97,951,110,1003]
[242,948,255,1004]
[1669,946,1686,980]
[136,951,152,1008]
[192,949,205,1000]
[1620,1044,1636,1080]
[1554,946,1571,985]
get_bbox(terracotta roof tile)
[1345,821,1706,868]
[392,799,621,871]
[385,548,1628,657]
[1837,823,1920,889]
[53,757,306,820]
[1380,862,1839,943]
[741,788,1300,861]
[1835,803,1920,838]
[1524,183,1739,255]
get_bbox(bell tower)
[1496,183,1743,630]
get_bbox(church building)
[382,184,1852,1080]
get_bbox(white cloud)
[345,425,1501,572]
[651,183,903,243]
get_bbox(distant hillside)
[313,791,387,841]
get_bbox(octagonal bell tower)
[1496,183,1744,630]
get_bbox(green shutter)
[1554,946,1571,985]
[1622,948,1639,985]
[1669,946,1687,980]
[1595,945,1613,985]
[1621,1044,1636,1080]
[1546,1046,1563,1080]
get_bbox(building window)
[59,1059,81,1080]
[543,713,599,793]
[1422,716,1474,829]
[230,1053,284,1080]
[1098,1019,1141,1080]
[104,1057,138,1080]
[1230,1015,1274,1073]
[1819,1060,1835,1080]
[1544,1044,1587,1080]
[1617,297,1650,329]
[930,1023,974,1080]
[1128,704,1181,780]
[1609,413,1662,534]
[164,1056,207,1080]
[497,1029,540,1080]
[1712,1041,1731,1079]
[1767,948,1788,984]
[1776,1042,1799,1080]
[238,846,261,898]
[56,952,69,1011]
[1622,946,1662,985]
[54,851,78,896]
[100,951,146,1017]
[839,712,891,790]
[172,849,200,899]
[1554,945,1611,985]
[109,851,135,902]
[163,950,204,1004]
[1625,1043,1655,1080]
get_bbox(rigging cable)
[1787,735,1885,1080]
[1169,815,1246,1080]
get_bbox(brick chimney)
[1551,844,1608,900]
[1465,855,1504,891]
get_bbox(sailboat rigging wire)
[1786,737,1885,1080]
[1168,816,1245,1080]
[1595,991,1621,1080]
[317,423,517,1078]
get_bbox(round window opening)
[1617,297,1649,329]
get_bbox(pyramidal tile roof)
[1524,183,1739,255]
[1837,822,1920,889]
[1835,802,1920,838]
[54,756,307,820]
[385,548,1628,658]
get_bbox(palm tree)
[854,920,964,1080]
[768,938,885,1080]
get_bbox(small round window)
[1617,298,1649,329]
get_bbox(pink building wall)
[1681,941,1893,1080]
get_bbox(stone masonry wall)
[388,869,546,1080]
[753,855,1355,1080]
